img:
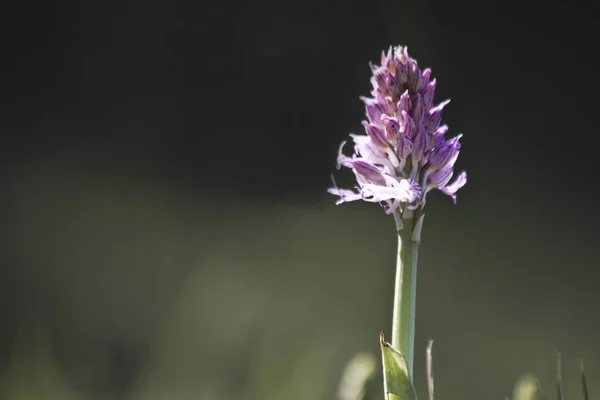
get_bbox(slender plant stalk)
[391,210,420,383]
[581,361,589,400]
[426,339,434,400]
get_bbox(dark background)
[1,1,599,399]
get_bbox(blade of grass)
[556,351,564,400]
[426,339,434,400]
[580,361,589,400]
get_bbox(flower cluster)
[328,46,467,216]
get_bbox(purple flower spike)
[328,45,467,215]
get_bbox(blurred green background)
[1,156,598,400]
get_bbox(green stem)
[391,210,421,383]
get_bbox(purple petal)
[422,149,432,165]
[411,121,428,162]
[406,57,420,89]
[371,67,389,91]
[336,141,387,183]
[428,134,462,169]
[411,94,425,122]
[327,187,363,205]
[349,160,385,184]
[395,133,413,160]
[440,171,467,204]
[394,47,409,85]
[422,79,437,110]
[385,53,399,76]
[381,115,400,144]
[425,99,451,134]
[399,110,414,139]
[361,97,386,124]
[431,124,448,139]
[426,124,448,152]
[371,67,400,98]
[430,99,451,113]
[428,166,454,188]
[417,68,432,92]
[362,121,388,148]
[385,73,401,98]
[379,93,397,115]
[336,149,387,186]
[389,56,404,79]
[397,91,411,115]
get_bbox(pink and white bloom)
[328,46,467,215]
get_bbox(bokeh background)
[1,1,599,399]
